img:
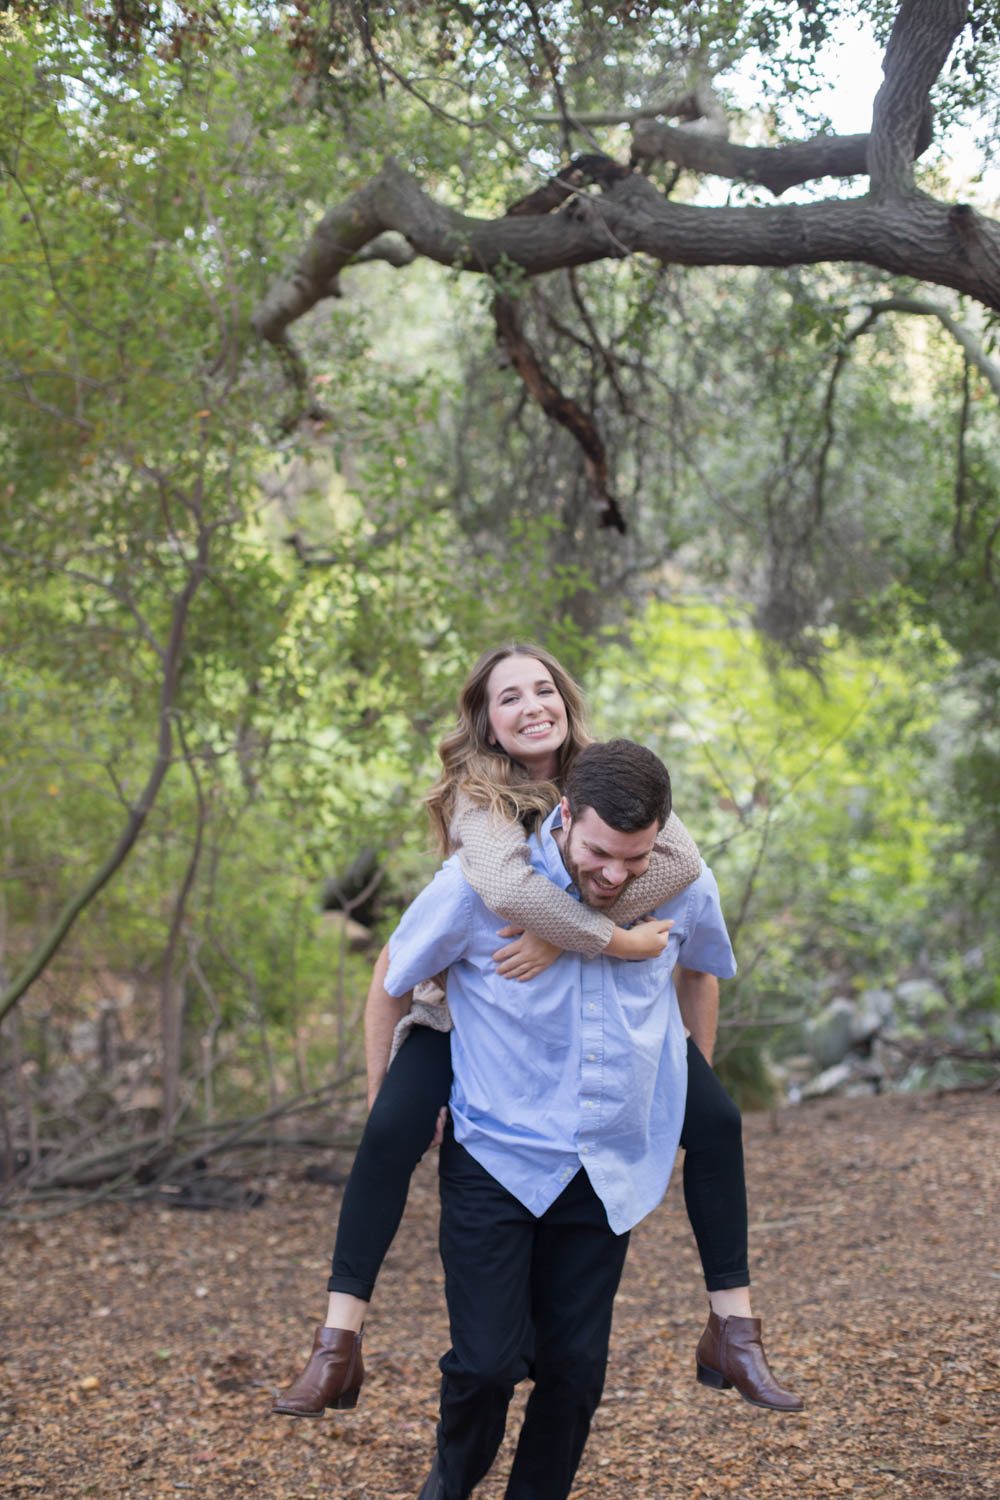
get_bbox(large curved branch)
[630,121,874,196]
[253,160,1000,352]
[869,0,968,196]
[252,157,639,344]
[252,173,403,342]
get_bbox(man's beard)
[561,837,634,910]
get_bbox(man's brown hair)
[564,739,671,832]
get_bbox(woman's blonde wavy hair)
[424,643,593,855]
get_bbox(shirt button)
[581,1146,590,1155]
[587,1003,596,1012]
[586,1053,596,1062]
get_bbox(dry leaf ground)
[2,1089,998,1500]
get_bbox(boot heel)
[272,1326,365,1417]
[697,1360,732,1391]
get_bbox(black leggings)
[329,1025,749,1299]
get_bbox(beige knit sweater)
[391,795,702,1055]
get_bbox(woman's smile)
[486,654,570,780]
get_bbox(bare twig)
[954,356,971,557]
[157,719,210,1136]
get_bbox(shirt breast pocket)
[617,954,671,1027]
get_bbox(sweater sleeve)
[603,812,703,926]
[450,794,614,960]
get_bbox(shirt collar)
[538,802,574,892]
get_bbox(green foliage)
[2,0,998,1130]
[592,599,968,1076]
[0,5,595,1116]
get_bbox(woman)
[273,644,801,1417]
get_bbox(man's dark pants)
[432,1128,631,1500]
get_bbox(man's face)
[558,799,659,909]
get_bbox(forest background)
[2,0,999,1206]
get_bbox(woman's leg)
[680,1038,802,1412]
[679,1037,750,1304]
[328,1024,453,1306]
[273,1025,453,1417]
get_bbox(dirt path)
[1,1089,998,1499]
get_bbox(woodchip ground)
[1,1089,998,1499]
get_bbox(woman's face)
[485,654,569,779]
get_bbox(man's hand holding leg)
[364,944,412,1108]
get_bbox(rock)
[321,911,373,950]
[779,1053,815,1077]
[869,1037,894,1078]
[895,978,947,1016]
[800,1057,884,1100]
[800,1061,855,1099]
[805,997,857,1069]
[852,988,895,1044]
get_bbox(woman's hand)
[430,1105,448,1148]
[605,917,674,961]
[493,926,563,981]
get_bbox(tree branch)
[492,293,626,533]
[631,120,875,196]
[954,356,971,557]
[524,92,703,129]
[350,232,419,268]
[858,294,1000,402]
[868,0,968,196]
[505,153,631,217]
[0,504,216,1025]
[253,157,1000,355]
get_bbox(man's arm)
[365,859,473,1105]
[675,965,719,1065]
[364,943,412,1108]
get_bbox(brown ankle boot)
[272,1327,364,1417]
[696,1311,803,1412]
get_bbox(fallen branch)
[0,1073,364,1208]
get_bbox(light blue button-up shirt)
[384,804,737,1234]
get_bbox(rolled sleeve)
[384,860,472,996]
[674,866,738,980]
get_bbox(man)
[380,740,737,1500]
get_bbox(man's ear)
[559,795,571,828]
